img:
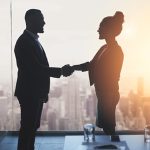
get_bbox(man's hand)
[61,64,74,77]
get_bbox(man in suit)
[14,9,72,150]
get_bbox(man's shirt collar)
[25,29,39,40]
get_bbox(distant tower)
[137,77,144,96]
[0,89,8,130]
[62,74,82,130]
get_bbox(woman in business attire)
[73,11,124,137]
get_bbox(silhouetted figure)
[14,9,72,150]
[72,11,124,136]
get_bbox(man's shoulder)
[15,31,33,54]
[16,30,33,46]
[17,30,29,40]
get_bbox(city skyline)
[0,72,149,97]
[0,74,149,131]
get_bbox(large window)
[0,0,12,130]
[0,0,150,131]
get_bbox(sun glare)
[122,23,137,39]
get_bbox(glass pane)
[11,0,150,131]
[0,0,12,131]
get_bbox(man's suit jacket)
[14,30,61,101]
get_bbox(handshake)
[61,62,89,77]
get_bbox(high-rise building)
[137,77,144,97]
[142,97,150,125]
[61,75,83,130]
[85,89,97,121]
[0,89,8,130]
[47,110,57,130]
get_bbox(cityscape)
[0,74,150,131]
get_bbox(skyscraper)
[137,77,144,97]
[62,75,83,130]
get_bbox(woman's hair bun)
[113,11,124,24]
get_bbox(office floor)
[0,134,65,150]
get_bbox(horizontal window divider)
[1,130,144,136]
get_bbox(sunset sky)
[0,0,150,96]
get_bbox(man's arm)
[15,37,62,78]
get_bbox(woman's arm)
[72,62,90,72]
